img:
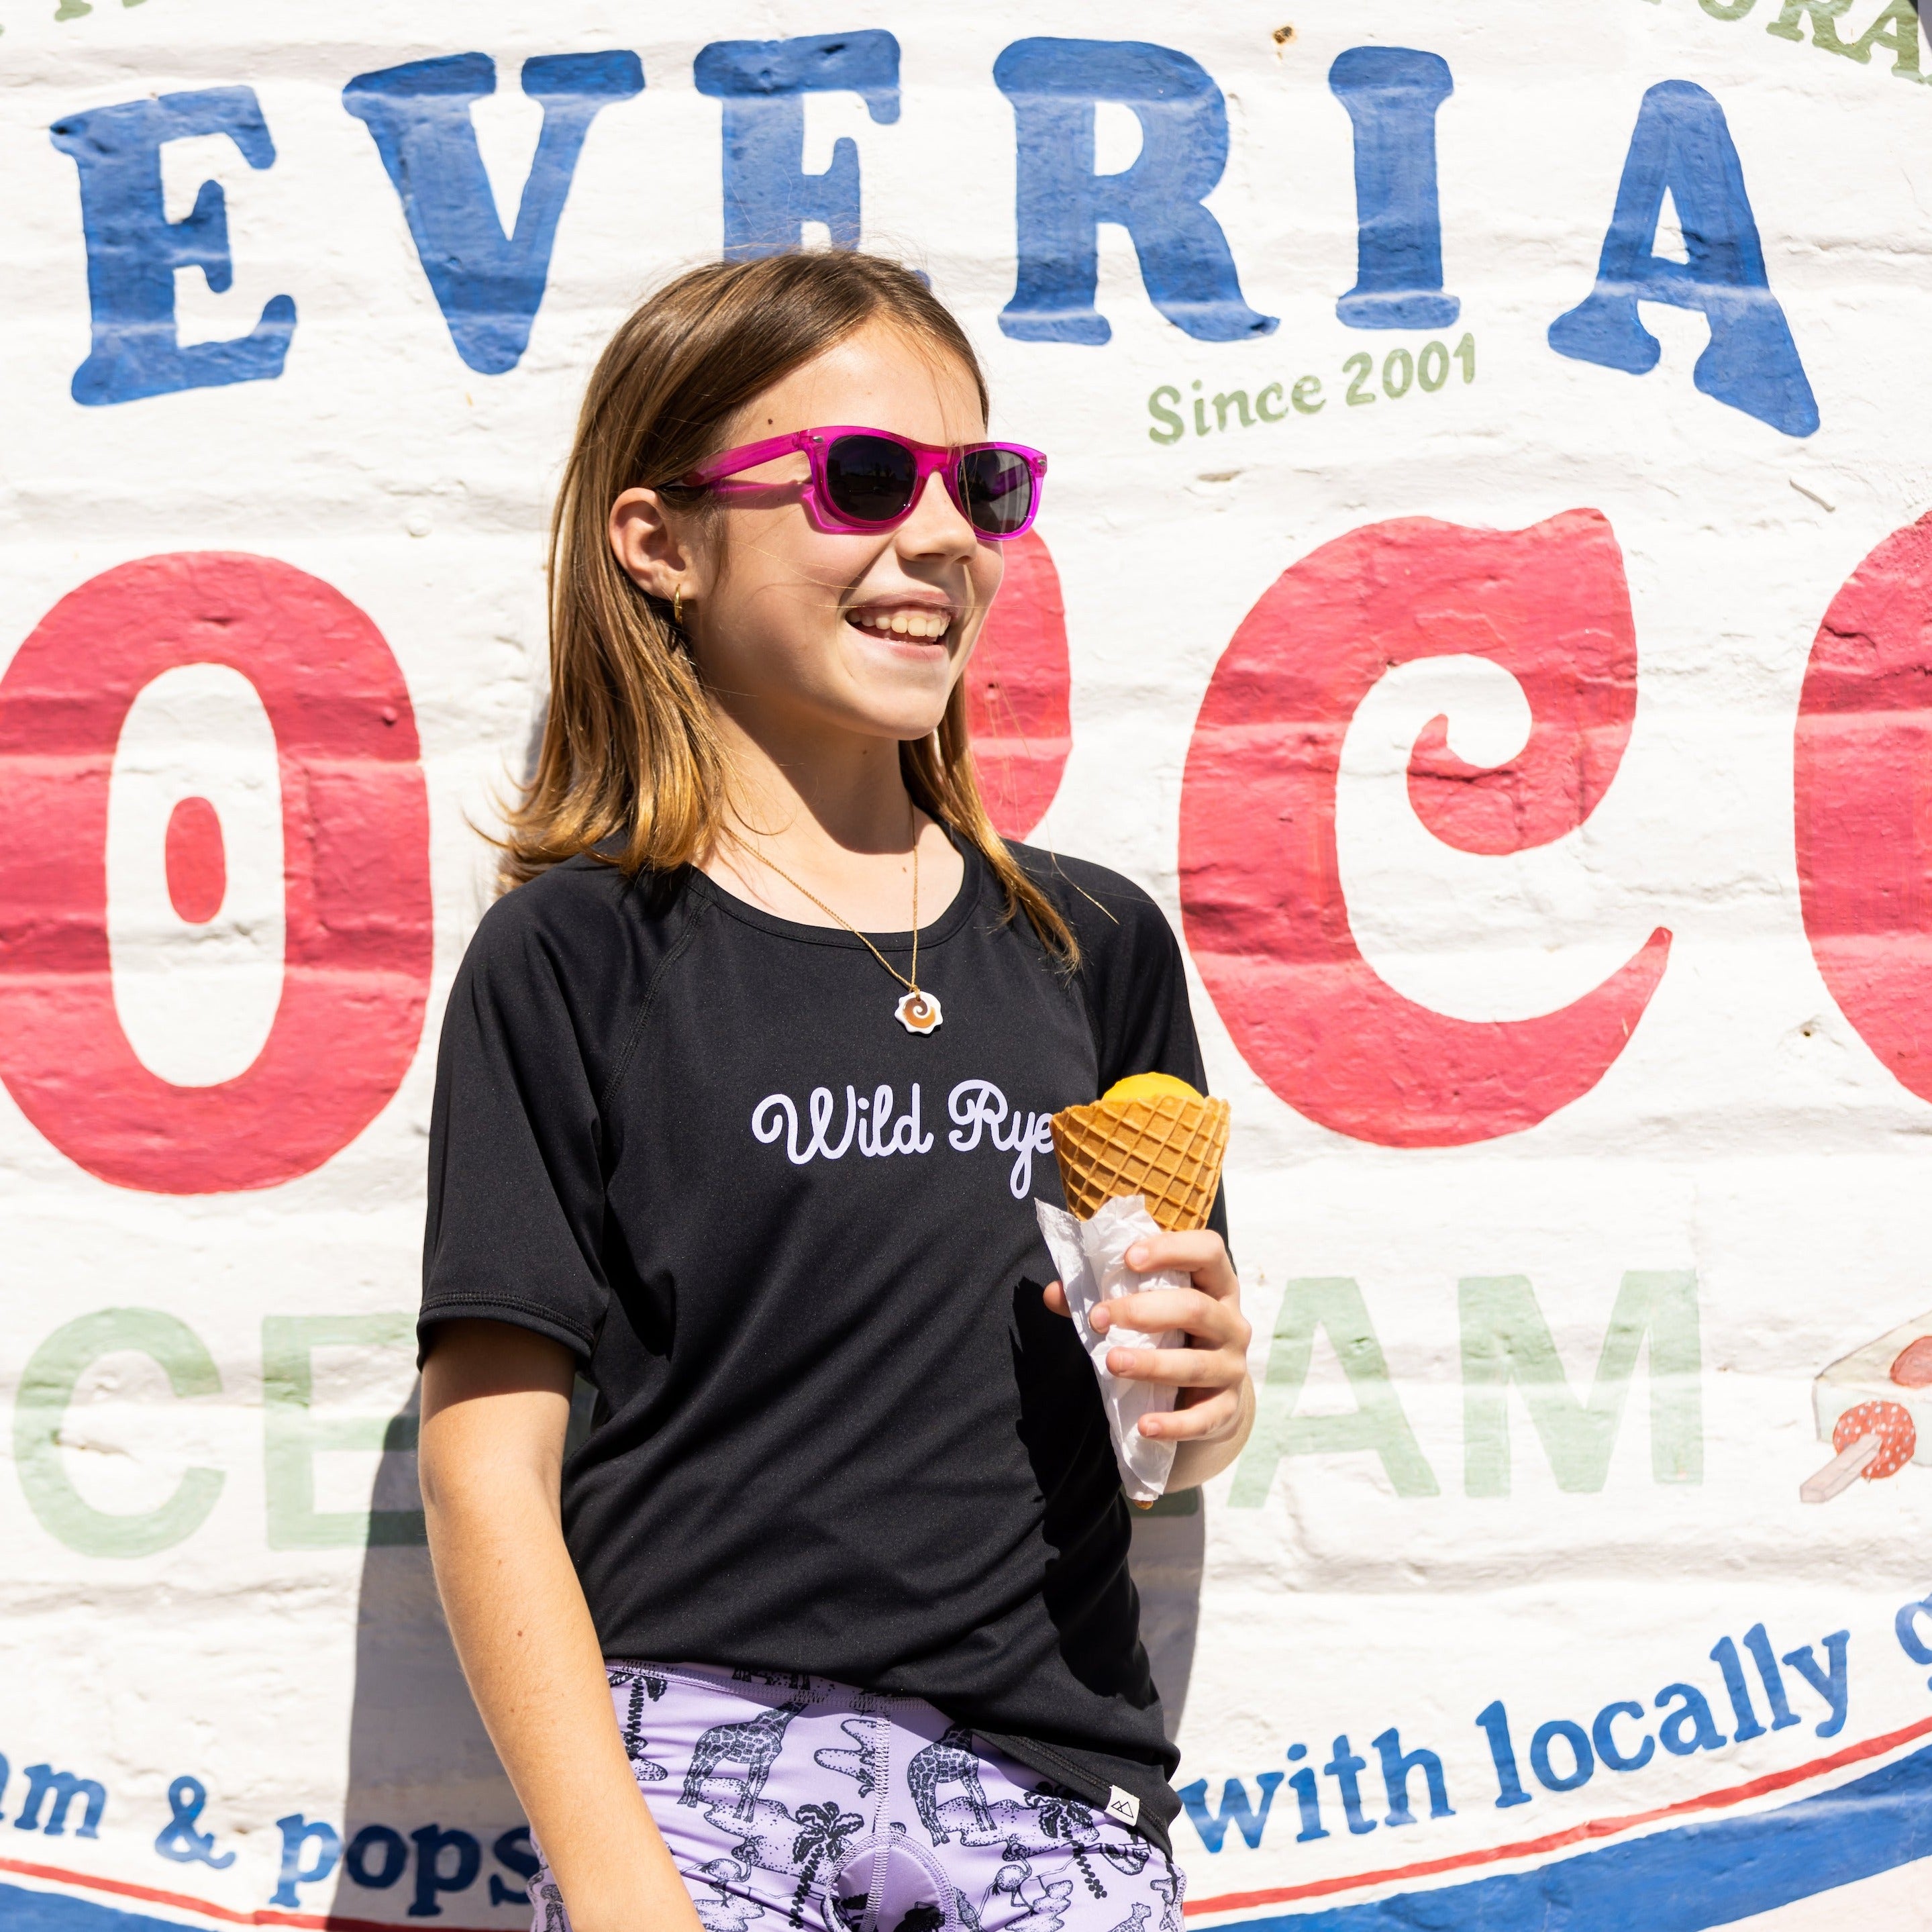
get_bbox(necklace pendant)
[895,989,943,1035]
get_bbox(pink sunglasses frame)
[677,425,1048,541]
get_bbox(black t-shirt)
[419,838,1227,1846]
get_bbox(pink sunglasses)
[678,425,1046,541]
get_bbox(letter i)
[1286,1743,1328,1841]
[1473,1700,1532,1809]
[1327,46,1460,328]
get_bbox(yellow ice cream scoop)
[1101,1072,1202,1105]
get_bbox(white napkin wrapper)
[1036,1194,1186,1504]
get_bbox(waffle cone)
[1050,1093,1229,1233]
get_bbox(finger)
[1092,1290,1209,1335]
[1121,1230,1222,1273]
[1123,1231,1237,1297]
[1041,1280,1071,1319]
[1138,1391,1239,1440]
[1104,1343,1247,1388]
[1097,1290,1242,1342]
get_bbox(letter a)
[1230,1278,1437,1505]
[344,52,643,375]
[1548,81,1817,437]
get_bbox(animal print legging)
[527,1662,1186,1932]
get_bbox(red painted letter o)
[0,553,431,1192]
[967,528,1071,842]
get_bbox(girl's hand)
[1044,1230,1256,1481]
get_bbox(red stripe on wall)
[0,1851,504,1932]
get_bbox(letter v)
[344,50,643,374]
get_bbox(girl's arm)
[419,1319,704,1932]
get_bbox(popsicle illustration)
[1800,1313,1932,1503]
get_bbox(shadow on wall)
[1131,1487,1205,1736]
[329,1390,1204,1923]
[329,1386,523,1925]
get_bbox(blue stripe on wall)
[0,1883,194,1932]
[1226,1739,1932,1930]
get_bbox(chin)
[864,705,952,743]
[829,670,955,742]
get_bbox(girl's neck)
[700,698,966,929]
[729,722,915,858]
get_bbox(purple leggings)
[527,1663,1185,1932]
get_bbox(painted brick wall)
[3,4,1931,1929]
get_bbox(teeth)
[850,609,950,640]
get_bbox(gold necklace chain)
[741,813,923,997]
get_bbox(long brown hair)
[501,251,1076,966]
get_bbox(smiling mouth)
[846,605,954,642]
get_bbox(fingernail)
[1126,1244,1148,1267]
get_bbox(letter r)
[994,38,1276,344]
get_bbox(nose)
[895,466,979,562]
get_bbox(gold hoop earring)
[673,586,684,627]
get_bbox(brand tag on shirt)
[1105,1786,1141,1827]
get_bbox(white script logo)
[750,1078,1056,1200]
[946,1080,1055,1199]
[752,1083,935,1166]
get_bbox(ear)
[609,488,704,600]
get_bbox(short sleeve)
[1028,855,1206,1095]
[1021,849,1231,1246]
[419,895,611,1366]
[1077,903,1209,1101]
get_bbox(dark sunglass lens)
[958,448,1035,536]
[825,436,917,523]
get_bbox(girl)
[418,251,1253,1932]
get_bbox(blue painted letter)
[344,51,644,376]
[1177,1773,1284,1852]
[693,31,899,261]
[270,1815,341,1909]
[52,89,295,408]
[994,38,1276,345]
[1547,80,1817,437]
[1328,47,1460,330]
